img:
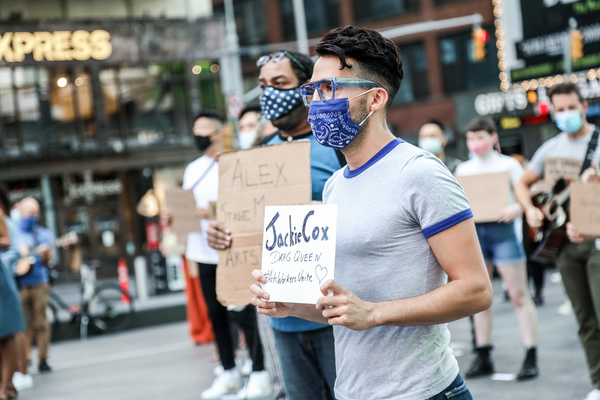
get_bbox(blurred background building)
[1,0,599,289]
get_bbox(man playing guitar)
[515,82,600,400]
[15,197,55,374]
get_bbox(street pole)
[563,17,577,76]
[292,0,309,55]
[220,0,245,118]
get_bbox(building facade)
[0,0,224,286]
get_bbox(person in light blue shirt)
[16,197,54,373]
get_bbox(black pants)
[198,262,265,371]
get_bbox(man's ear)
[370,88,388,112]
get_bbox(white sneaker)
[201,369,242,400]
[12,371,34,391]
[237,371,273,400]
[213,364,224,376]
[585,389,600,400]
[238,358,253,376]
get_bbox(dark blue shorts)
[475,221,526,267]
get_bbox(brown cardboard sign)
[216,141,312,306]
[456,172,510,223]
[164,186,201,238]
[544,157,582,185]
[570,182,600,237]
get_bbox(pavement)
[19,270,595,400]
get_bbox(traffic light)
[570,29,583,61]
[472,28,490,62]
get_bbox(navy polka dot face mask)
[259,86,303,120]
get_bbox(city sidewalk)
[451,270,592,399]
[37,269,594,400]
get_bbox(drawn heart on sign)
[315,264,328,284]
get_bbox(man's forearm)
[371,278,491,327]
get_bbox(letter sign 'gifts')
[216,141,312,306]
[261,205,337,304]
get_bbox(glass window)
[353,0,418,23]
[440,29,499,94]
[280,0,340,40]
[214,0,267,47]
[394,42,429,104]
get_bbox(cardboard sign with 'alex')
[215,141,312,306]
[261,205,337,304]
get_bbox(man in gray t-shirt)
[251,26,492,400]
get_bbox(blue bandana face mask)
[555,110,583,135]
[307,89,375,149]
[20,216,38,232]
[259,86,303,121]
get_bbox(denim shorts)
[429,374,472,400]
[475,221,526,267]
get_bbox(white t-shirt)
[182,155,219,264]
[454,151,524,204]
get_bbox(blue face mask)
[555,110,583,135]
[259,86,303,121]
[307,89,375,150]
[20,216,38,232]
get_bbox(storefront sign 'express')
[0,30,112,62]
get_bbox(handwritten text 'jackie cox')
[264,210,330,251]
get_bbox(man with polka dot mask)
[207,50,344,400]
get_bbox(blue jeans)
[429,374,472,400]
[272,326,336,400]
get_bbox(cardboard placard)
[544,157,582,185]
[261,205,337,304]
[216,141,312,306]
[164,186,201,239]
[456,172,510,223]
[570,182,600,237]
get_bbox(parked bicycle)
[48,260,135,339]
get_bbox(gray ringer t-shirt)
[323,138,472,400]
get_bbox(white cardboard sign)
[261,205,337,304]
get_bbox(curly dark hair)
[547,82,584,104]
[315,26,404,111]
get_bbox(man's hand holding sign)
[251,204,376,331]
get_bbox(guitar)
[527,178,570,264]
[16,231,79,277]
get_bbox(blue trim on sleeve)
[423,209,473,238]
[343,138,405,178]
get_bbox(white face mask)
[418,137,443,155]
[238,131,258,150]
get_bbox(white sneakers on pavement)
[585,389,600,400]
[12,372,34,391]
[212,358,252,377]
[201,369,243,400]
[236,371,273,400]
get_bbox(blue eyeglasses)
[299,77,382,106]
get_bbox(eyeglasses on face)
[256,51,307,72]
[299,77,382,106]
